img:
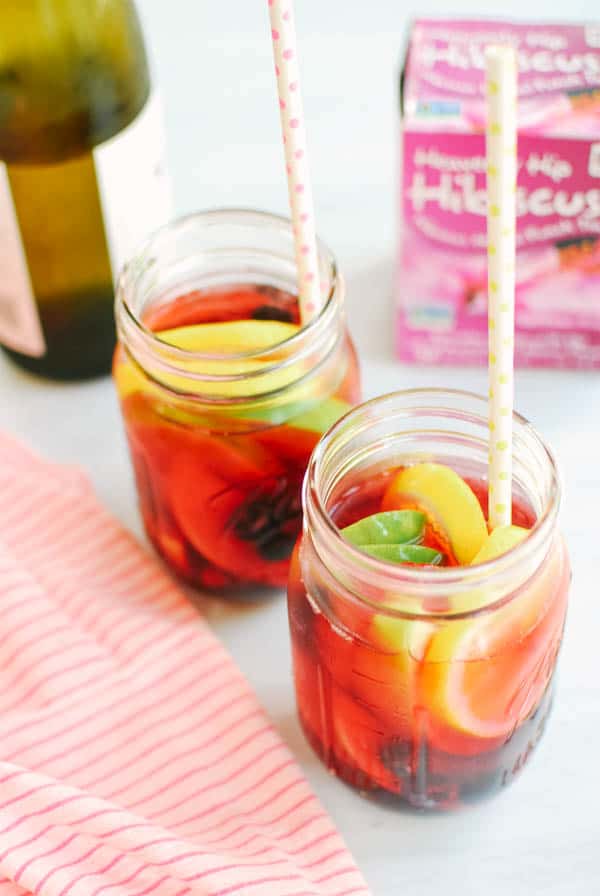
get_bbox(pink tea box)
[397,19,600,368]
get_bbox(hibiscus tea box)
[397,19,600,368]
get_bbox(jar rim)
[116,207,340,365]
[304,388,562,617]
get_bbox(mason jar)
[288,389,569,809]
[114,209,361,592]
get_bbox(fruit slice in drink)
[168,429,299,585]
[115,318,301,401]
[333,464,560,756]
[382,463,488,564]
[420,531,568,755]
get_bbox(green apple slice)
[159,319,298,353]
[342,510,426,547]
[115,318,352,434]
[115,319,300,400]
[360,544,443,565]
[239,396,350,433]
[470,525,530,565]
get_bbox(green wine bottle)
[0,0,172,380]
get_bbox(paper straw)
[268,0,322,324]
[485,46,518,530]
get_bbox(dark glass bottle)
[0,0,172,379]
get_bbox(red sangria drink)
[288,390,569,809]
[114,211,360,591]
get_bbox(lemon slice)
[382,463,487,564]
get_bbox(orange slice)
[419,539,569,755]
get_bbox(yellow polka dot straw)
[268,0,322,325]
[485,46,518,530]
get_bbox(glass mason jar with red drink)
[288,390,569,809]
[114,210,360,592]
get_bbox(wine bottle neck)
[0,0,150,163]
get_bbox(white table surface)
[3,1,600,893]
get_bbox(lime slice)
[470,525,529,565]
[342,510,425,547]
[382,463,487,564]
[360,544,443,565]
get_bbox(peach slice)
[382,463,488,564]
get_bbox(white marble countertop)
[3,1,599,892]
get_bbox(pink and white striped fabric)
[0,434,370,896]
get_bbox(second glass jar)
[114,209,361,591]
[288,390,569,809]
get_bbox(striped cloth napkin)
[0,434,370,896]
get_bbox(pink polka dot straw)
[268,0,322,323]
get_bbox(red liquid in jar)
[115,285,360,591]
[288,469,569,808]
